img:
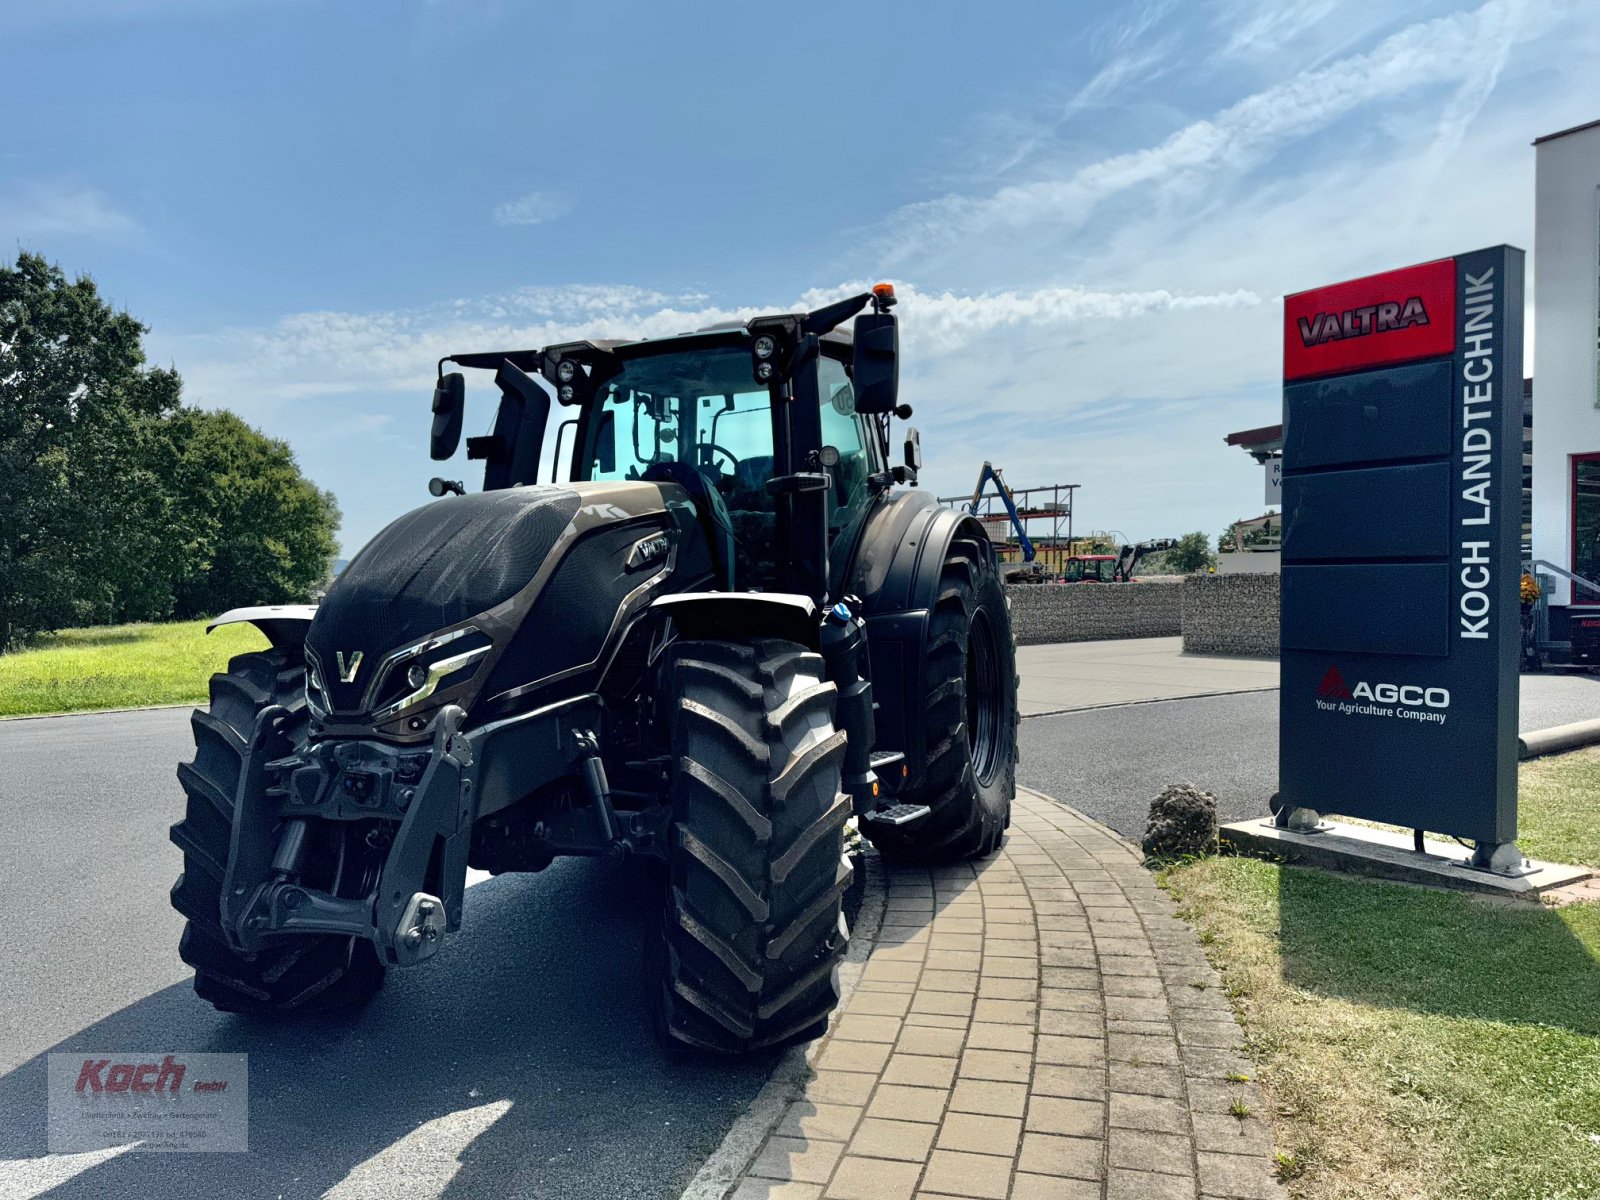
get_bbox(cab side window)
[817,356,872,537]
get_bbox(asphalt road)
[1019,672,1600,840]
[0,708,781,1200]
[1020,691,1279,838]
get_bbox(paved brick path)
[723,789,1287,1200]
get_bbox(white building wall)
[1532,123,1600,605]
[1216,550,1281,574]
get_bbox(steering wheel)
[697,443,739,475]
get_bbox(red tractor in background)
[1063,539,1175,583]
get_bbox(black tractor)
[170,284,1019,1053]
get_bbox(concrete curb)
[676,850,888,1200]
[1518,717,1600,760]
[0,702,196,723]
[1021,685,1278,721]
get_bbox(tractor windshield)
[573,343,873,540]
[577,345,771,487]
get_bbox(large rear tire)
[653,639,852,1053]
[867,537,1019,861]
[169,648,386,1014]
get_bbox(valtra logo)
[1295,297,1430,346]
[1284,258,1456,381]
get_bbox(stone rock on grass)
[1143,783,1219,860]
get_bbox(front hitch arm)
[372,705,477,965]
[226,705,480,967]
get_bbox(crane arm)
[1114,537,1178,582]
[968,461,1036,562]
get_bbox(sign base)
[1269,807,1333,834]
[1220,820,1592,898]
[1461,840,1538,878]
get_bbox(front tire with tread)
[653,638,852,1054]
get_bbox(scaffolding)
[937,479,1083,577]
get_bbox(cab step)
[863,802,931,827]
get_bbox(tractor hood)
[306,487,582,715]
[302,480,684,738]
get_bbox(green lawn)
[1163,751,1600,1200]
[0,620,267,717]
[1516,748,1600,868]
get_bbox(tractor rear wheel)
[170,648,386,1014]
[868,538,1018,861]
[652,639,852,1053]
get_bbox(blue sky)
[5,0,1598,555]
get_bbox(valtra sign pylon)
[1277,247,1526,872]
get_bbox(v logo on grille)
[336,651,364,683]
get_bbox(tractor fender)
[847,492,994,783]
[650,592,820,649]
[850,491,992,615]
[207,605,318,652]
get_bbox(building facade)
[1531,119,1600,633]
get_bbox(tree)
[0,253,183,647]
[1217,514,1280,554]
[161,409,339,617]
[0,252,339,649]
[1164,531,1215,574]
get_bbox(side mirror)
[596,410,617,475]
[851,311,899,414]
[431,372,465,460]
[904,426,922,473]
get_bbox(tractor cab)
[1064,554,1117,583]
[428,286,910,605]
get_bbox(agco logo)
[1316,666,1450,709]
[1296,296,1430,347]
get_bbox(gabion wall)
[1181,573,1280,656]
[1005,581,1182,646]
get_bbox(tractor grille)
[309,488,580,712]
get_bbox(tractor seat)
[734,455,774,495]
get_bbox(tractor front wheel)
[652,638,852,1053]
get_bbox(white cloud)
[171,281,1261,412]
[0,183,139,240]
[873,0,1566,269]
[1216,0,1343,62]
[156,276,1267,550]
[491,191,571,227]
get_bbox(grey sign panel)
[1279,246,1523,844]
[1282,359,1453,469]
[1282,462,1452,560]
[1282,564,1450,657]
